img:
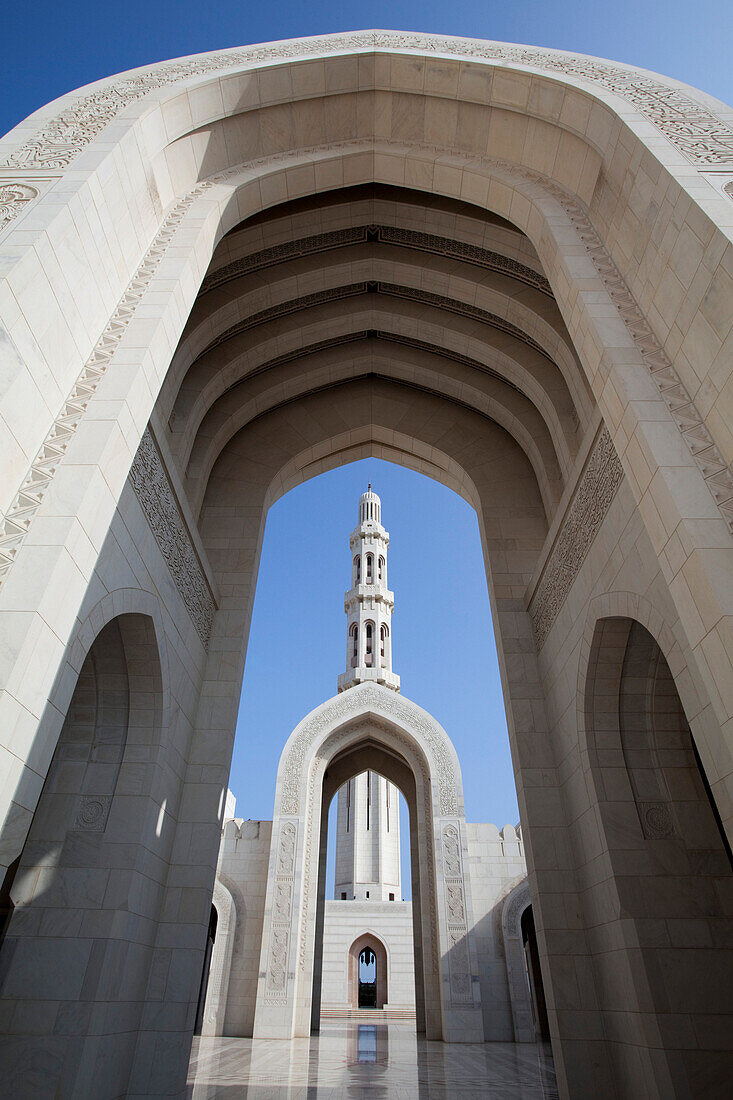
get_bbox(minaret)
[334,487,401,901]
[337,485,400,694]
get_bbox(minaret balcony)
[344,585,394,609]
[337,667,401,693]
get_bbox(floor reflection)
[187,1020,559,1098]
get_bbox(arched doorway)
[582,616,733,1092]
[520,906,549,1041]
[194,904,218,1035]
[254,685,483,1043]
[0,612,166,1097]
[349,933,388,1009]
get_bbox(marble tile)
[186,1022,559,1098]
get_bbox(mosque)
[197,488,538,1042]
[0,29,731,1100]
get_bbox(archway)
[349,933,388,1009]
[254,683,483,1043]
[582,616,733,1094]
[0,612,166,1097]
[0,30,730,1100]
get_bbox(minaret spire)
[338,486,400,694]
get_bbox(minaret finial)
[337,488,400,694]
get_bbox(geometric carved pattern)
[266,821,297,998]
[0,183,211,589]
[640,801,675,839]
[129,429,216,646]
[278,683,458,817]
[200,224,553,298]
[529,427,624,649]
[442,824,472,1002]
[72,795,112,832]
[2,31,732,179]
[557,194,733,533]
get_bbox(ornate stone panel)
[2,32,731,176]
[129,429,216,645]
[442,823,472,1002]
[265,821,297,999]
[0,181,39,231]
[529,427,623,649]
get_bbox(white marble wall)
[210,811,529,1040]
[320,900,416,1012]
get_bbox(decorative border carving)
[278,683,458,817]
[265,821,296,998]
[502,879,531,939]
[442,824,472,1003]
[201,224,553,298]
[530,427,624,649]
[0,182,211,589]
[129,429,216,645]
[2,31,732,177]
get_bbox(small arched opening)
[348,933,389,1009]
[583,616,733,1090]
[194,903,218,1035]
[520,905,549,1040]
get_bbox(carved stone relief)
[266,821,297,998]
[2,31,731,177]
[278,683,458,817]
[72,794,112,832]
[529,427,624,649]
[129,429,216,645]
[0,182,39,232]
[442,823,472,1003]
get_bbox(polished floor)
[187,1021,559,1098]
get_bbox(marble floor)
[187,1021,559,1098]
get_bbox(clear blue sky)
[1,0,730,138]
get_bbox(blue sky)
[1,0,730,138]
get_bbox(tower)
[334,487,401,901]
[337,485,400,694]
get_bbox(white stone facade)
[206,807,531,1036]
[0,29,731,1100]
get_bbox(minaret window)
[366,554,373,583]
[350,624,358,667]
[354,555,361,584]
[380,624,389,667]
[365,622,374,666]
[378,556,384,582]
